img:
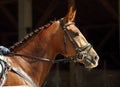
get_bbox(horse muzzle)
[78,52,99,69]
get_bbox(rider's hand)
[0,46,10,55]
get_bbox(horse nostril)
[94,55,99,60]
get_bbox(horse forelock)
[10,21,54,51]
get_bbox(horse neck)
[11,22,60,86]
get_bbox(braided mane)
[10,21,54,51]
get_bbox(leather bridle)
[59,19,92,62]
[7,19,93,63]
[0,19,94,87]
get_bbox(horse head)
[56,7,99,69]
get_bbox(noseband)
[59,19,92,62]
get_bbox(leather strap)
[11,67,37,87]
[8,52,74,63]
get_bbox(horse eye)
[73,32,79,37]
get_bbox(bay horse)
[1,7,99,87]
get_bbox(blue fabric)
[0,46,10,55]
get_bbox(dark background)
[0,0,119,87]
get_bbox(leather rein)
[0,19,92,87]
[9,19,92,63]
[8,19,92,63]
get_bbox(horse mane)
[10,21,54,51]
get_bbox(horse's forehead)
[67,24,87,41]
[67,24,80,32]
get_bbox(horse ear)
[63,7,76,23]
